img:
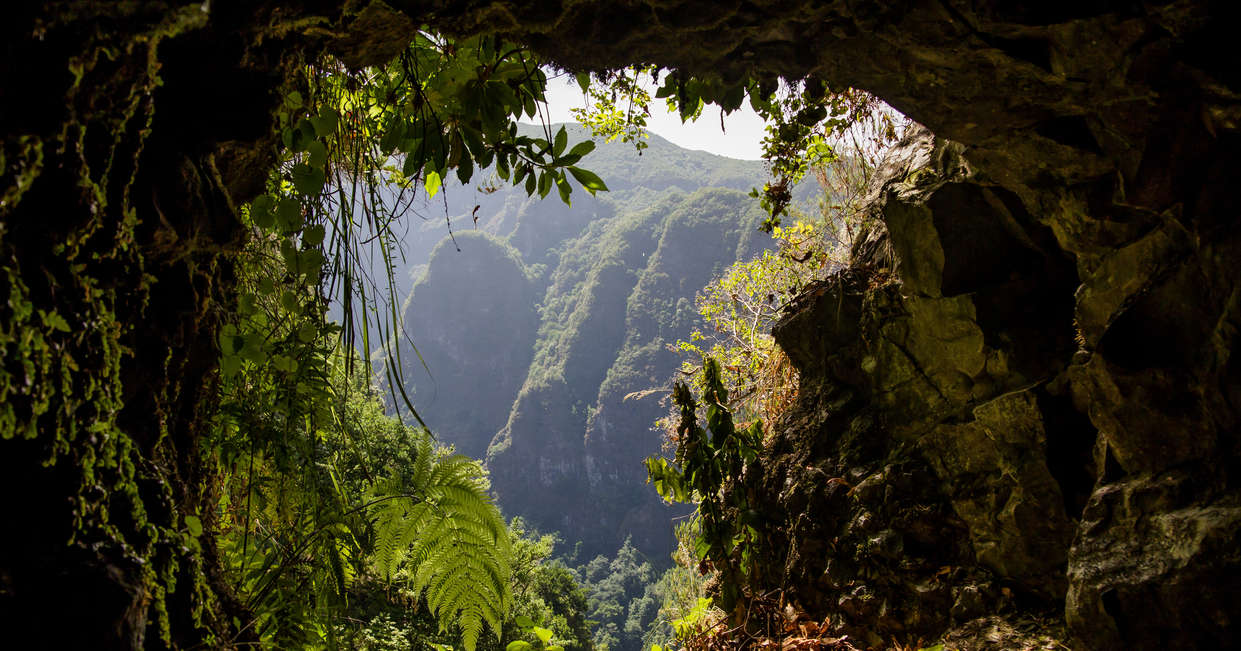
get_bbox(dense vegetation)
[393,131,783,567]
[1,5,909,648]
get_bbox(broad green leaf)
[240,336,265,364]
[456,152,474,184]
[553,126,567,156]
[250,195,275,229]
[281,290,299,313]
[381,117,405,153]
[292,163,325,196]
[302,224,325,247]
[555,174,571,205]
[298,248,324,276]
[425,170,442,197]
[219,354,241,378]
[311,107,339,135]
[184,515,203,537]
[537,170,551,198]
[486,80,519,112]
[567,140,596,158]
[567,166,609,195]
[218,327,239,355]
[514,615,534,629]
[506,643,533,651]
[277,198,302,232]
[533,626,553,644]
[306,141,327,170]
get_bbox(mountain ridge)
[393,130,776,560]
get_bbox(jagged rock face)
[764,120,1239,649]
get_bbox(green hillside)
[394,127,774,564]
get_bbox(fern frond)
[365,434,512,651]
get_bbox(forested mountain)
[393,126,772,561]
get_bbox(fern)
[369,434,512,651]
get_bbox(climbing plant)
[207,30,614,649]
[645,358,764,617]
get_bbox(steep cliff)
[483,187,768,560]
[748,122,1240,650]
[399,232,541,458]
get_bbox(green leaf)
[553,126,568,156]
[555,174,571,205]
[425,170,442,197]
[306,141,327,170]
[576,71,591,94]
[292,163,325,196]
[533,626,553,644]
[456,152,474,185]
[250,194,275,229]
[220,354,241,378]
[277,198,302,232]
[537,170,551,198]
[218,327,239,355]
[302,224,326,247]
[506,643,533,651]
[297,322,318,343]
[311,107,339,135]
[486,80,520,112]
[184,515,203,537]
[381,117,405,153]
[567,140,596,158]
[292,118,316,151]
[298,248,324,277]
[286,90,303,108]
[240,336,265,364]
[514,615,534,629]
[567,166,609,195]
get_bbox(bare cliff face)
[762,123,1239,649]
[2,0,1237,647]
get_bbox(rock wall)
[757,122,1239,649]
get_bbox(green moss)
[0,6,225,642]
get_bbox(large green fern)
[369,435,512,651]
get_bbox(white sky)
[540,70,768,161]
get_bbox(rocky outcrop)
[754,119,1240,649]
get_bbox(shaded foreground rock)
[754,119,1240,649]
